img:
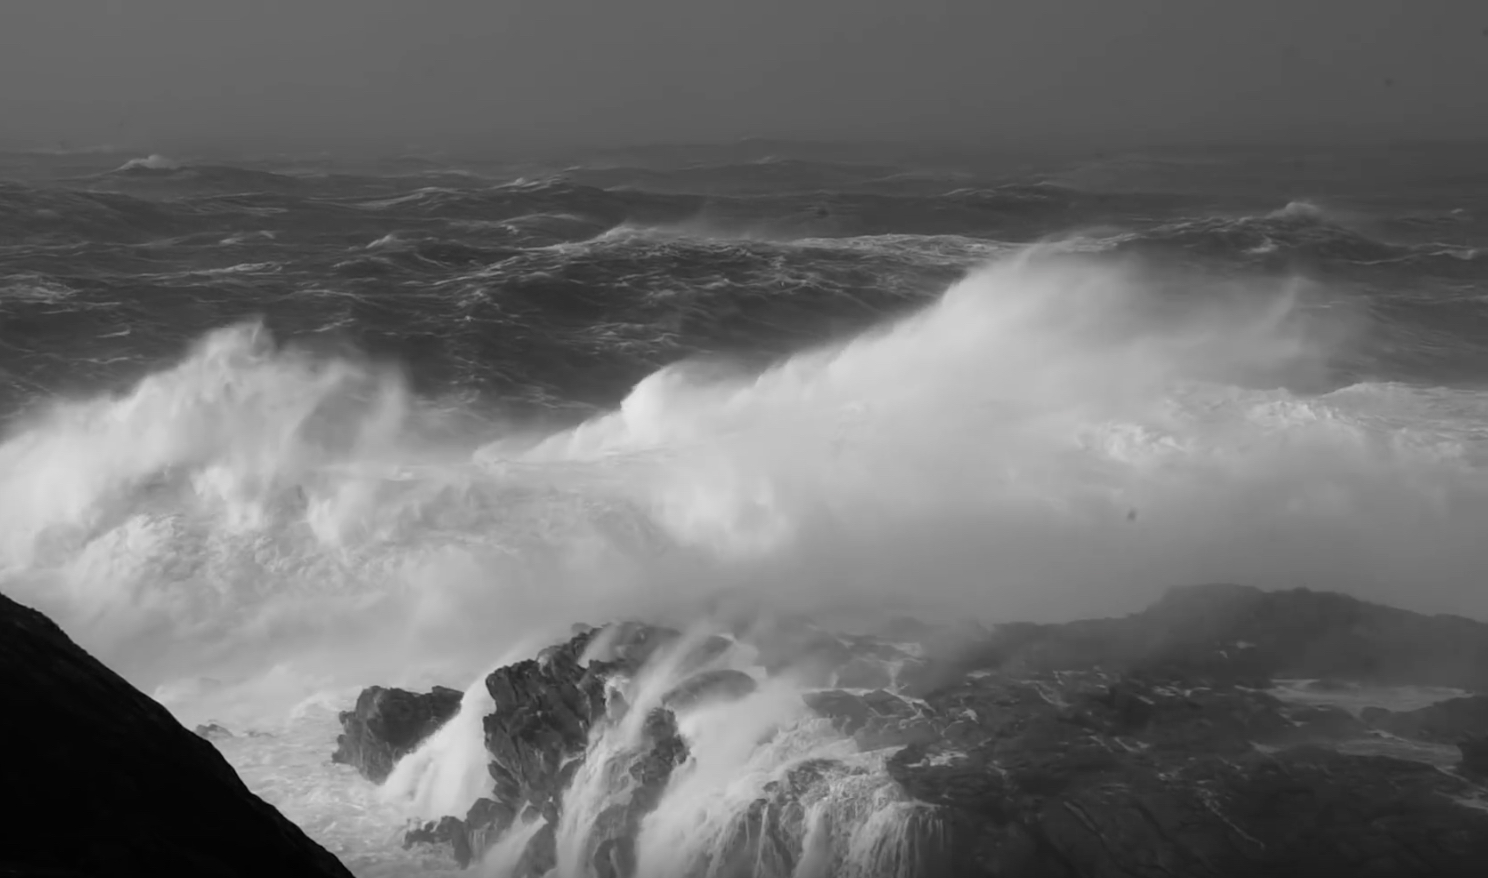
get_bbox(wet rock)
[590,708,690,878]
[481,624,658,814]
[802,687,942,751]
[1277,703,1371,743]
[406,622,689,870]
[888,744,1011,815]
[959,584,1488,695]
[661,668,757,711]
[331,684,463,783]
[0,592,354,877]
[514,822,557,878]
[887,667,1488,877]
[802,688,913,732]
[1060,584,1488,690]
[803,688,876,733]
[403,798,517,868]
[581,620,683,668]
[372,587,1488,876]
[404,816,470,865]
[833,655,895,689]
[705,759,870,878]
[744,616,854,684]
[1362,695,1488,744]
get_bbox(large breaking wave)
[4,249,1488,873]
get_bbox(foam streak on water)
[5,249,1488,873]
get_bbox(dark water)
[5,142,1488,875]
[2,142,1485,418]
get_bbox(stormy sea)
[4,141,1488,876]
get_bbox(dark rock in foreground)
[0,592,353,878]
[331,684,463,783]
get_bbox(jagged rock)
[0,592,354,877]
[374,586,1488,877]
[580,621,687,668]
[403,797,519,869]
[802,689,877,733]
[331,684,463,783]
[590,708,690,878]
[1363,695,1488,743]
[744,616,854,684]
[404,622,688,870]
[802,686,942,751]
[704,759,858,877]
[404,816,470,865]
[661,668,757,711]
[887,669,1488,877]
[481,627,620,814]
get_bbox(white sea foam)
[117,153,182,171]
[5,248,1488,874]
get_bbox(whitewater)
[3,144,1488,875]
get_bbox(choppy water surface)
[3,142,1488,875]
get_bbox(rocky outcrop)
[660,668,757,711]
[0,592,354,878]
[403,797,517,869]
[588,708,690,878]
[804,686,943,750]
[331,684,463,783]
[396,622,707,874]
[721,586,1488,876]
[884,672,1488,877]
[992,583,1488,690]
[367,584,1488,876]
[1363,695,1488,743]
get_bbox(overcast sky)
[1,0,1485,154]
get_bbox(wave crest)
[3,251,1488,728]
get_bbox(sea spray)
[8,251,1488,875]
[381,675,496,822]
[479,817,546,877]
[12,253,1488,712]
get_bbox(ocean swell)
[4,243,1488,873]
[2,250,1487,704]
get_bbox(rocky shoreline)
[339,584,1488,877]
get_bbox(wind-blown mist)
[2,250,1486,740]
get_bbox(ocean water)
[2,141,1488,875]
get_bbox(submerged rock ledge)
[343,584,1488,877]
[0,591,354,878]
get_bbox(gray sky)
[1,0,1485,153]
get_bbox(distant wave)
[116,154,183,172]
[1101,202,1486,272]
[2,144,1487,876]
